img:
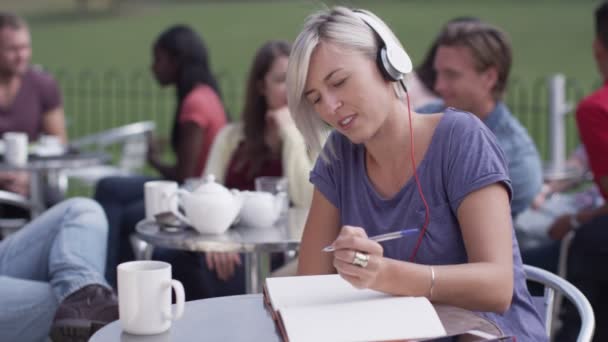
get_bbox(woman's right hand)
[205,252,242,281]
[266,106,294,129]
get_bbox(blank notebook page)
[265,275,446,342]
[266,274,387,309]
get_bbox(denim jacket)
[418,101,543,216]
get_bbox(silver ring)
[352,251,370,268]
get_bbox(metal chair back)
[69,121,156,173]
[524,264,595,342]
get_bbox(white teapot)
[171,175,243,234]
[239,191,288,229]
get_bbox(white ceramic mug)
[3,132,28,166]
[38,134,62,147]
[144,181,178,221]
[117,261,185,335]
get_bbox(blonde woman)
[286,7,546,341]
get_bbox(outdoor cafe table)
[0,151,110,216]
[135,208,309,294]
[90,294,504,342]
[543,163,583,182]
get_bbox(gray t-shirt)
[310,109,546,341]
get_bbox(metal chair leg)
[130,234,154,260]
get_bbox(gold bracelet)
[429,266,435,300]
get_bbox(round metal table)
[90,294,504,342]
[0,151,110,216]
[543,164,583,182]
[135,208,309,293]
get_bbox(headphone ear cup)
[376,46,395,81]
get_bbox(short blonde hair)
[286,6,406,157]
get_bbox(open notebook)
[263,274,447,342]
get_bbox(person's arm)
[549,175,608,239]
[148,122,204,183]
[271,107,315,208]
[42,107,68,144]
[297,188,341,275]
[0,171,30,196]
[548,101,608,238]
[331,183,514,313]
[533,148,589,209]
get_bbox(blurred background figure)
[0,12,67,207]
[417,19,543,218]
[553,2,608,340]
[94,24,227,286]
[515,145,602,274]
[155,40,314,300]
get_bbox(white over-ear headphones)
[352,9,412,82]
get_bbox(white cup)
[254,176,289,217]
[4,132,28,166]
[38,134,62,147]
[117,261,185,335]
[144,181,178,221]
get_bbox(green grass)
[17,0,598,83]
[6,0,603,162]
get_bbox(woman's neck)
[364,99,413,170]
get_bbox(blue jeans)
[153,249,285,301]
[0,198,109,342]
[94,175,157,286]
[153,249,246,301]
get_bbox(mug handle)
[164,279,185,321]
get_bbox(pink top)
[178,85,227,176]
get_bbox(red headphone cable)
[402,86,431,262]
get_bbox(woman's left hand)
[331,225,385,289]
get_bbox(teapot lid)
[194,174,230,194]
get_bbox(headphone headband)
[352,9,412,81]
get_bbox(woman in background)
[155,40,314,300]
[95,25,227,285]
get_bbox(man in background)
[0,12,67,204]
[417,19,543,218]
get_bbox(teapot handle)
[167,190,192,226]
[170,206,191,226]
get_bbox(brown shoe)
[49,284,119,342]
